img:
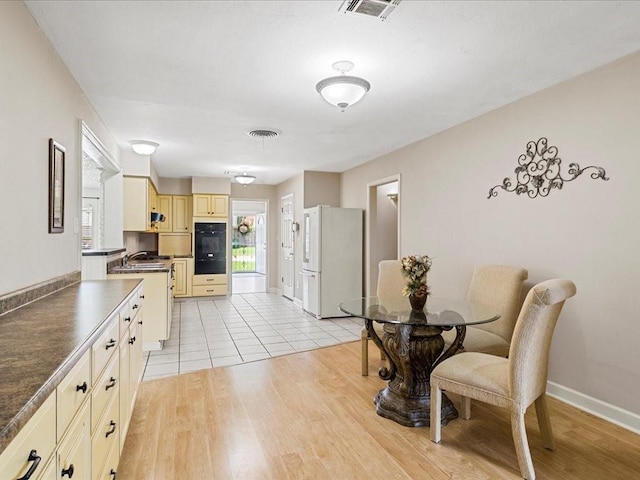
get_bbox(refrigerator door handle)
[300,271,316,277]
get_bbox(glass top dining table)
[339,295,500,327]
[339,295,500,427]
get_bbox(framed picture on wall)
[48,138,65,233]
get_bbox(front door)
[280,194,295,300]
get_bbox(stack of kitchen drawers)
[0,282,144,479]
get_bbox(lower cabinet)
[0,283,144,480]
[57,401,91,480]
[192,273,228,297]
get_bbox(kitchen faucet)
[122,251,148,266]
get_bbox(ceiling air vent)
[339,0,401,21]
[247,129,280,139]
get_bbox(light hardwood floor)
[119,341,640,479]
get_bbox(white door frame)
[280,193,295,299]
[230,198,269,294]
[365,174,401,296]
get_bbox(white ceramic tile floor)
[141,292,362,381]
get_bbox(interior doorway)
[366,175,401,296]
[231,199,268,294]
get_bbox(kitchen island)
[0,278,143,478]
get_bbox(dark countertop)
[0,279,142,454]
[81,247,126,256]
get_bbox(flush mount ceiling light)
[234,173,256,185]
[316,61,371,112]
[129,140,159,155]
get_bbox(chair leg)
[511,410,535,480]
[430,381,442,443]
[461,396,471,419]
[534,394,556,450]
[361,336,369,376]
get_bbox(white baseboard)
[547,381,640,435]
[268,287,281,294]
[293,297,303,308]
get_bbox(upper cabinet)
[123,176,158,232]
[193,194,228,218]
[156,195,173,233]
[173,195,192,232]
[156,194,192,233]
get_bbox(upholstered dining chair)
[361,259,405,375]
[441,265,528,357]
[430,278,577,480]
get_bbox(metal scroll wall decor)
[488,137,609,199]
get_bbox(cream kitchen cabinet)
[192,273,228,297]
[193,194,228,217]
[173,257,193,297]
[156,195,173,232]
[123,176,159,232]
[0,281,144,480]
[109,269,171,351]
[0,392,56,479]
[172,195,192,232]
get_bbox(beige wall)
[276,173,304,300]
[303,171,341,208]
[0,2,119,295]
[342,53,640,418]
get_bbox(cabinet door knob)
[132,304,139,310]
[105,377,117,390]
[16,450,41,480]
[105,339,116,350]
[138,320,143,325]
[129,336,136,345]
[140,295,145,299]
[61,464,75,478]
[110,469,117,479]
[124,316,131,323]
[76,381,88,394]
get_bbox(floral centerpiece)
[401,254,432,310]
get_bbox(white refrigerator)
[301,205,363,318]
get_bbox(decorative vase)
[409,293,427,311]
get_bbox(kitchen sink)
[112,263,166,271]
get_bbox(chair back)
[508,279,577,406]
[376,260,406,297]
[467,265,528,343]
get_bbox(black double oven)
[194,222,226,275]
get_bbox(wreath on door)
[238,221,250,235]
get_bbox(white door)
[255,213,266,274]
[280,194,295,299]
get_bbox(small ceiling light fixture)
[234,172,256,186]
[316,61,371,112]
[129,140,159,155]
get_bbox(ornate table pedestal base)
[369,322,465,427]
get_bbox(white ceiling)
[26,1,640,185]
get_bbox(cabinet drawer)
[192,284,228,296]
[92,353,119,434]
[93,315,119,379]
[57,349,91,442]
[97,439,120,480]
[0,392,56,480]
[129,289,144,318]
[58,401,90,480]
[192,274,227,286]
[92,392,119,480]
